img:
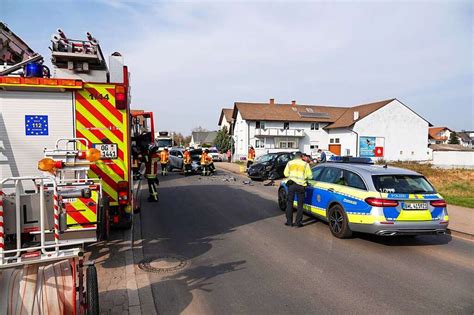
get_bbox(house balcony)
[255,128,305,137]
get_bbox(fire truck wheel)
[86,265,99,315]
[97,197,110,241]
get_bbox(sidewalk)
[216,162,474,239]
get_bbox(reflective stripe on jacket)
[160,151,169,163]
[283,158,312,186]
[248,149,255,161]
[146,153,160,178]
[183,151,192,165]
[200,153,209,165]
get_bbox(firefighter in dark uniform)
[145,145,160,202]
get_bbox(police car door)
[305,166,326,217]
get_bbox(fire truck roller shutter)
[0,90,74,192]
[74,83,129,208]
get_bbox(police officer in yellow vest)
[283,152,312,227]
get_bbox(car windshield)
[372,175,436,194]
[255,154,276,163]
[209,149,218,153]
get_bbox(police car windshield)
[372,175,436,194]
[255,154,276,163]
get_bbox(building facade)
[227,98,431,162]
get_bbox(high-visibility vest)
[183,151,192,165]
[283,158,312,186]
[248,149,255,161]
[160,151,169,163]
[145,152,160,178]
[200,153,209,165]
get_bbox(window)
[256,121,265,129]
[320,167,345,185]
[330,139,334,144]
[335,138,340,144]
[255,139,265,148]
[277,154,291,164]
[310,123,319,130]
[372,175,436,194]
[311,166,324,181]
[345,149,350,156]
[330,138,340,144]
[310,145,319,149]
[345,171,367,190]
[275,137,298,149]
[283,122,290,130]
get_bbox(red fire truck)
[0,26,134,228]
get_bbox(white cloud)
[108,1,472,133]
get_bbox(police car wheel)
[328,204,352,239]
[278,188,287,211]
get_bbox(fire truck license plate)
[93,144,118,159]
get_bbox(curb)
[447,229,474,241]
[125,182,158,314]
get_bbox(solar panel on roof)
[298,111,330,118]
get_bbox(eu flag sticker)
[25,115,49,136]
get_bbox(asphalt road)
[138,169,474,315]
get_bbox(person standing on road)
[318,149,327,163]
[183,148,192,176]
[283,152,312,227]
[201,149,210,176]
[247,146,255,170]
[160,147,170,176]
[145,145,160,202]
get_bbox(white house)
[218,108,233,133]
[227,98,432,162]
[428,127,452,145]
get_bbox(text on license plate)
[402,202,428,210]
[93,143,118,159]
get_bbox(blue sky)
[2,0,473,134]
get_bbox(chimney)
[269,98,275,105]
[291,100,296,106]
[353,111,360,121]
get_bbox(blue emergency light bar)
[328,156,374,164]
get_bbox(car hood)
[250,162,270,170]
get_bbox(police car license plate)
[402,202,428,210]
[93,143,118,159]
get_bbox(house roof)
[324,99,395,129]
[191,131,218,144]
[429,127,451,140]
[218,108,233,126]
[231,98,397,128]
[233,102,348,124]
[456,132,473,143]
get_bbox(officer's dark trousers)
[147,177,159,201]
[286,183,305,225]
